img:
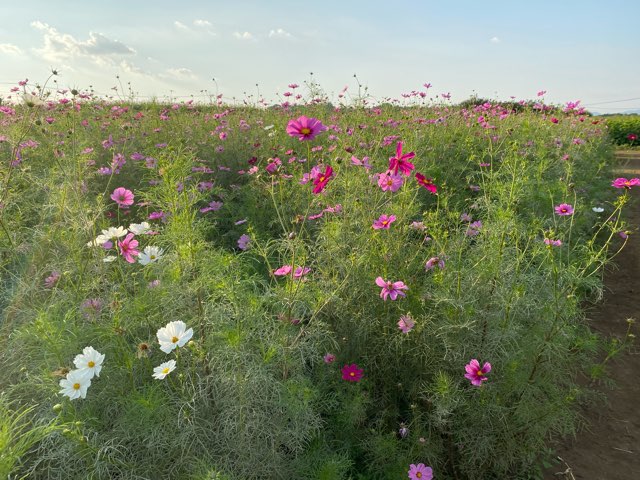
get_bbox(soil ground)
[544,152,640,480]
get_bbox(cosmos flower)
[425,256,445,271]
[237,234,251,250]
[286,116,327,141]
[398,315,415,333]
[408,463,433,480]
[388,142,415,176]
[375,277,408,301]
[152,360,177,380]
[128,222,151,235]
[415,173,437,194]
[138,246,164,265]
[156,321,194,354]
[110,187,134,207]
[464,359,492,386]
[341,364,364,382]
[73,346,105,379]
[611,177,640,189]
[117,233,139,263]
[312,165,333,194]
[372,214,396,230]
[59,369,92,400]
[554,203,574,216]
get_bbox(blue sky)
[1,0,638,112]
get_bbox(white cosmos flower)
[156,321,193,354]
[592,207,604,213]
[73,346,105,379]
[103,255,117,263]
[88,226,128,247]
[153,359,177,380]
[128,222,151,235]
[23,93,45,106]
[138,246,164,265]
[59,369,92,400]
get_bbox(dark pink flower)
[117,233,139,263]
[415,173,437,194]
[341,364,364,382]
[312,165,333,194]
[378,171,404,192]
[375,277,408,301]
[110,187,134,207]
[464,359,491,386]
[286,115,327,141]
[388,142,415,176]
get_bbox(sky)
[0,0,639,112]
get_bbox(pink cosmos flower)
[237,234,251,250]
[425,256,445,270]
[273,265,293,276]
[44,271,61,288]
[544,238,562,247]
[612,177,640,189]
[373,214,396,230]
[554,203,574,216]
[312,165,333,194]
[408,463,433,480]
[286,115,327,141]
[323,353,336,364]
[378,171,404,192]
[375,277,408,301]
[464,359,492,386]
[110,187,134,207]
[398,315,415,333]
[294,266,312,279]
[388,142,415,176]
[117,233,139,263]
[351,155,372,170]
[415,173,437,194]
[341,364,364,382]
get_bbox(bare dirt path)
[544,153,640,480]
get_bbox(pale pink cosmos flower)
[110,187,134,207]
[464,359,492,386]
[544,238,562,247]
[237,234,251,250]
[323,353,336,364]
[554,203,574,216]
[425,256,445,271]
[373,214,396,230]
[378,171,404,192]
[375,277,408,301]
[293,266,311,279]
[117,233,139,263]
[398,315,415,333]
[408,463,433,480]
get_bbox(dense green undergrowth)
[0,95,634,479]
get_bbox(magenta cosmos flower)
[375,276,408,301]
[341,364,364,382]
[286,115,327,141]
[313,165,333,194]
[464,359,492,386]
[389,142,415,176]
[612,177,640,189]
[372,214,396,230]
[117,233,139,263]
[554,203,574,216]
[415,173,437,194]
[408,463,433,480]
[111,187,134,207]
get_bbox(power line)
[583,97,640,106]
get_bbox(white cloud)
[490,36,500,44]
[233,31,254,41]
[0,43,23,56]
[268,28,292,39]
[30,21,136,63]
[165,67,197,80]
[193,19,212,27]
[119,60,147,75]
[174,21,189,30]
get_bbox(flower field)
[0,83,637,479]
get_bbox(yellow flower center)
[416,473,422,479]
[172,336,179,343]
[382,220,388,226]
[477,370,484,376]
[73,383,81,390]
[300,127,311,135]
[350,372,355,377]
[150,255,156,260]
[162,368,170,374]
[88,361,95,368]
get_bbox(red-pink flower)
[415,173,437,194]
[464,359,491,386]
[117,233,139,263]
[375,276,408,301]
[372,214,396,230]
[388,142,415,176]
[554,203,574,216]
[111,187,134,207]
[286,115,327,141]
[312,165,333,194]
[378,171,404,192]
[612,177,640,189]
[341,363,364,382]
